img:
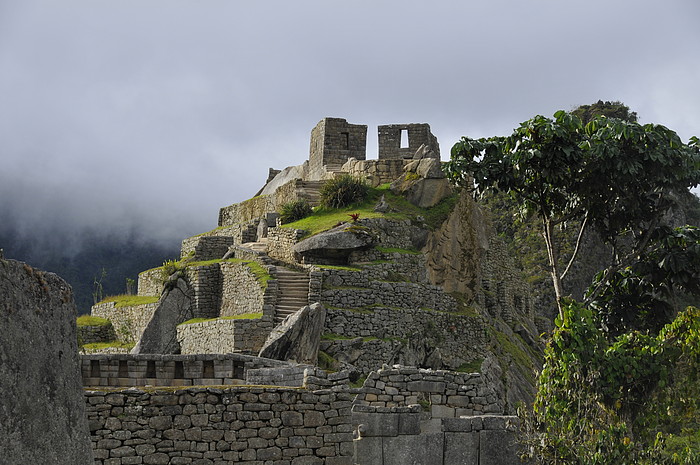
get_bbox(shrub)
[279,199,313,224]
[319,175,369,208]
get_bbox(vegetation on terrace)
[281,184,457,238]
[179,312,264,326]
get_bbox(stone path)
[273,266,310,324]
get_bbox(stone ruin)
[75,117,539,464]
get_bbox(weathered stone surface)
[293,223,375,264]
[0,259,93,464]
[390,158,451,208]
[132,276,194,354]
[259,302,326,364]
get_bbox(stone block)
[406,380,446,392]
[479,430,519,465]
[397,413,420,435]
[431,405,455,418]
[352,412,399,437]
[382,431,444,465]
[354,437,383,465]
[445,432,479,465]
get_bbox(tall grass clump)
[319,175,369,208]
[279,199,313,224]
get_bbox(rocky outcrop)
[423,191,491,299]
[0,259,93,464]
[390,157,453,208]
[259,302,326,364]
[132,275,194,354]
[293,223,375,264]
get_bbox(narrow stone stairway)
[273,266,310,325]
[298,180,324,207]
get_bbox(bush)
[279,199,313,224]
[319,175,369,208]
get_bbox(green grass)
[76,315,112,327]
[81,341,134,350]
[456,359,484,373]
[280,184,458,238]
[179,312,263,326]
[98,295,160,308]
[316,264,363,272]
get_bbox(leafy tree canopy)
[445,109,700,317]
[571,99,638,124]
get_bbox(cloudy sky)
[2,0,699,248]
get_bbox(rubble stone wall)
[267,227,306,264]
[219,261,267,318]
[78,323,117,344]
[92,301,159,345]
[340,158,406,187]
[85,386,356,465]
[186,264,222,320]
[176,315,275,355]
[180,236,235,262]
[138,268,164,296]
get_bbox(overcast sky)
[2,0,699,248]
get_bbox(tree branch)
[560,212,589,281]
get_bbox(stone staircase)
[298,180,324,207]
[273,266,310,324]
[241,238,269,254]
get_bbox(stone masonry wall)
[267,227,306,265]
[309,117,367,178]
[321,280,457,312]
[339,158,406,187]
[180,236,235,262]
[176,316,275,355]
[79,323,117,344]
[92,301,160,345]
[138,268,164,297]
[80,353,293,388]
[378,123,440,160]
[186,265,222,320]
[85,386,356,465]
[219,261,269,318]
[354,366,502,416]
[323,307,487,370]
[218,196,275,228]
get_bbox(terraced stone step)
[272,265,310,324]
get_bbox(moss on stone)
[178,312,264,326]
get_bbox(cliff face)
[0,258,93,464]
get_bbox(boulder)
[0,258,94,464]
[259,302,326,364]
[293,223,375,264]
[132,275,194,354]
[416,158,445,179]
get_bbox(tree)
[571,99,638,124]
[445,110,700,318]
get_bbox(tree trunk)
[543,218,564,319]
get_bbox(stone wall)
[79,322,117,344]
[353,408,519,465]
[80,353,292,388]
[378,123,440,160]
[354,366,502,415]
[92,301,160,345]
[267,227,307,264]
[176,315,275,355]
[138,268,164,297]
[323,307,487,371]
[219,261,269,318]
[186,264,222,320]
[85,386,356,465]
[478,237,534,325]
[321,281,457,312]
[218,195,275,228]
[309,117,367,178]
[180,236,235,262]
[340,158,406,187]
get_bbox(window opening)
[400,129,409,148]
[174,361,184,379]
[146,360,156,378]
